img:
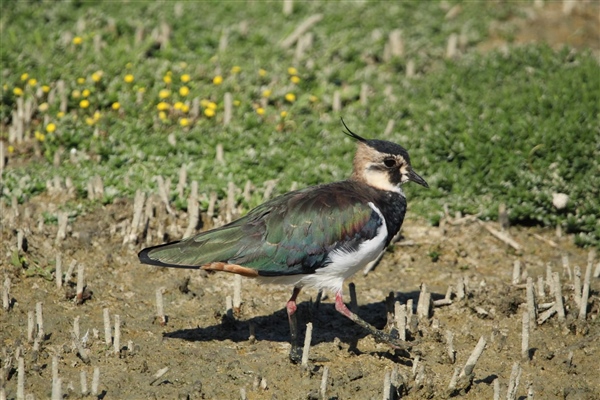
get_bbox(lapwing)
[138,120,428,362]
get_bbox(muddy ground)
[1,188,599,400]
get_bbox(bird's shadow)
[164,290,437,355]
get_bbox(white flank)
[258,202,388,293]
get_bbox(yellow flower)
[72,89,81,98]
[256,107,265,115]
[85,117,95,126]
[21,73,29,81]
[285,93,296,103]
[233,100,241,107]
[280,111,288,118]
[91,71,103,82]
[290,76,301,84]
[57,111,65,118]
[179,118,189,127]
[181,74,191,83]
[231,66,241,74]
[80,99,90,109]
[42,85,50,93]
[181,104,190,113]
[35,131,45,142]
[158,111,167,120]
[174,101,184,110]
[262,89,272,98]
[77,77,85,85]
[73,36,83,45]
[94,111,101,121]
[38,102,49,112]
[7,145,15,154]
[204,108,215,118]
[157,102,170,111]
[46,123,56,133]
[179,86,189,96]
[287,67,298,76]
[124,74,134,83]
[112,102,120,110]
[82,89,91,97]
[163,75,172,84]
[213,75,223,85]
[159,89,170,99]
[207,101,217,110]
[258,68,267,77]
[200,99,211,108]
[13,87,23,96]
[28,78,37,87]
[309,95,318,103]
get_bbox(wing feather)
[138,181,385,276]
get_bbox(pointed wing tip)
[137,242,200,269]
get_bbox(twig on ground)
[579,260,593,321]
[553,273,566,322]
[301,322,313,367]
[506,362,522,400]
[460,336,486,378]
[103,308,111,346]
[280,14,323,49]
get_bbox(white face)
[361,154,409,194]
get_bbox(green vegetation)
[1,2,598,245]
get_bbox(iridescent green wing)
[139,183,383,276]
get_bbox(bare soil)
[1,191,599,400]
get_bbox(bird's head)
[342,119,429,193]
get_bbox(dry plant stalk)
[223,92,233,125]
[280,14,323,48]
[155,287,166,325]
[55,254,62,289]
[76,263,85,304]
[446,330,456,363]
[80,370,88,396]
[552,272,566,321]
[506,362,522,400]
[579,260,593,321]
[2,278,9,311]
[91,367,100,395]
[103,308,111,346]
[460,336,487,378]
[320,365,329,399]
[17,357,25,400]
[35,302,44,340]
[522,311,530,360]
[114,315,121,354]
[526,277,537,322]
[416,284,431,319]
[573,265,582,307]
[301,322,313,367]
[395,302,407,341]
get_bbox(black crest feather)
[341,118,367,142]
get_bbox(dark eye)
[383,158,396,168]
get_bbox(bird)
[138,119,428,362]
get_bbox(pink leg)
[334,290,411,351]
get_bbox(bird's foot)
[289,346,303,364]
[372,329,414,351]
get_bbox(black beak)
[408,169,429,188]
